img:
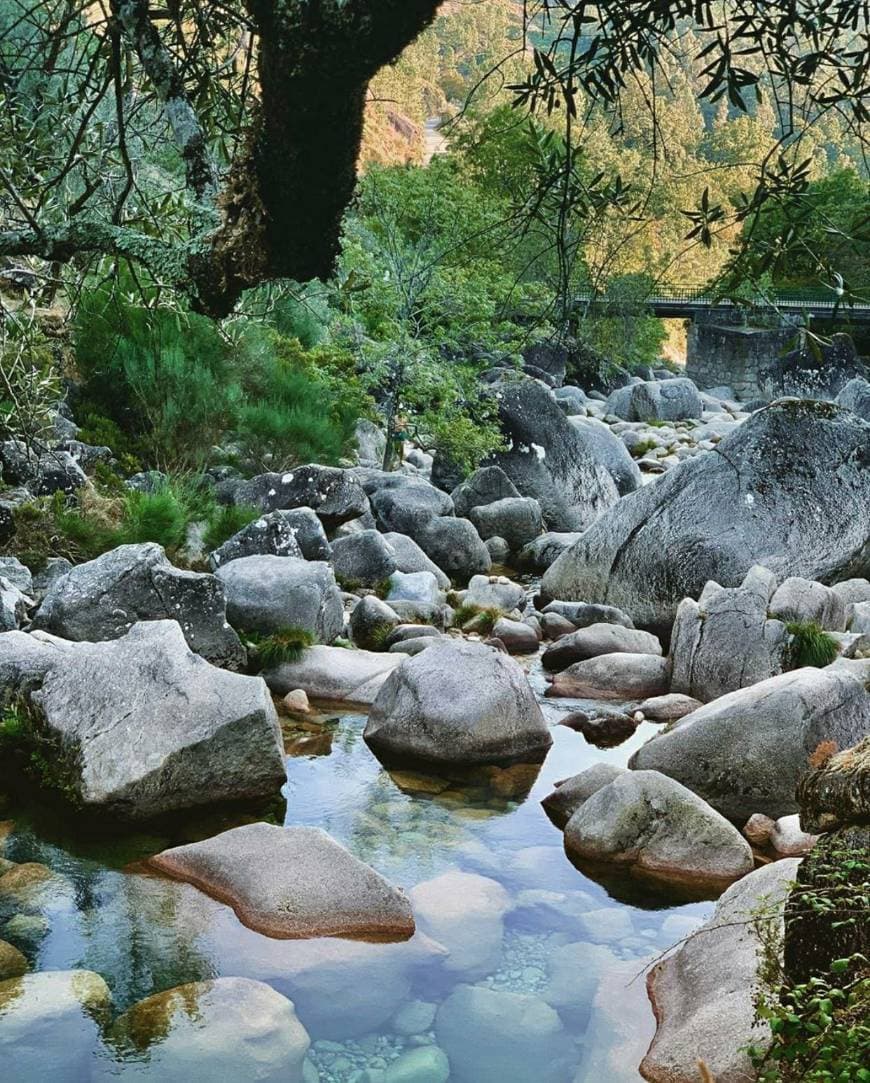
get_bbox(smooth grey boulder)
[634,693,703,723]
[491,617,539,654]
[216,465,368,527]
[485,536,511,564]
[435,984,575,1083]
[542,763,627,828]
[386,570,440,606]
[370,481,453,535]
[486,375,619,531]
[209,508,330,568]
[836,376,870,420]
[388,635,440,655]
[386,624,442,647]
[30,558,72,602]
[833,578,870,606]
[568,416,642,495]
[542,623,661,671]
[16,621,286,819]
[850,601,870,633]
[554,384,588,415]
[147,823,414,940]
[670,566,790,702]
[106,977,310,1083]
[641,859,800,1083]
[542,600,634,630]
[464,574,526,613]
[416,516,491,583]
[450,466,520,518]
[0,556,32,594]
[33,542,245,669]
[517,532,582,572]
[769,576,848,631]
[349,595,400,650]
[265,644,406,707]
[630,666,870,819]
[355,418,387,466]
[547,653,670,700]
[381,532,450,588]
[0,969,112,1083]
[563,770,753,894]
[543,400,870,635]
[469,497,543,552]
[331,530,397,588]
[630,378,702,423]
[364,639,551,768]
[216,555,343,641]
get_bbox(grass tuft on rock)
[244,627,316,670]
[785,620,839,669]
[452,602,502,634]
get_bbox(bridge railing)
[574,285,870,311]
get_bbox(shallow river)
[0,659,713,1082]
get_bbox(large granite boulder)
[215,555,343,640]
[0,969,112,1083]
[415,516,491,583]
[370,481,453,535]
[147,823,414,940]
[265,644,406,707]
[562,770,753,895]
[5,621,286,819]
[486,375,619,531]
[630,666,870,820]
[543,400,870,635]
[547,653,670,700]
[216,465,368,527]
[364,639,551,769]
[209,508,330,568]
[542,763,627,829]
[381,532,450,588]
[349,595,401,651]
[567,416,642,495]
[628,378,702,423]
[769,575,848,631]
[451,466,520,518]
[517,532,582,573]
[469,497,543,553]
[105,977,310,1083]
[32,543,245,668]
[670,566,790,702]
[640,860,800,1083]
[760,332,866,400]
[464,574,526,613]
[330,530,397,588]
[0,441,87,495]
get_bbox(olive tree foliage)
[0,0,867,317]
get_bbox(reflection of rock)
[0,969,112,1083]
[435,983,576,1083]
[641,860,799,1083]
[148,823,414,941]
[0,861,56,903]
[410,870,510,979]
[387,759,543,803]
[574,955,657,1083]
[105,977,310,1082]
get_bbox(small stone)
[391,999,437,1036]
[743,813,776,847]
[283,689,311,714]
[770,815,819,857]
[384,1046,450,1083]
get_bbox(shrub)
[786,621,840,668]
[244,627,316,670]
[0,316,62,448]
[452,602,502,634]
[201,503,261,552]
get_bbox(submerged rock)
[563,770,754,895]
[148,823,414,941]
[106,977,310,1082]
[543,399,870,634]
[0,969,112,1083]
[32,542,245,669]
[640,859,799,1083]
[364,639,552,769]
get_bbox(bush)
[201,503,261,552]
[0,315,62,447]
[786,621,840,668]
[244,627,316,670]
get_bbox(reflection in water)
[0,665,716,1082]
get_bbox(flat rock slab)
[147,823,415,941]
[265,644,407,707]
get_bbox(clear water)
[0,659,714,1082]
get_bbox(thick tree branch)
[110,0,217,201]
